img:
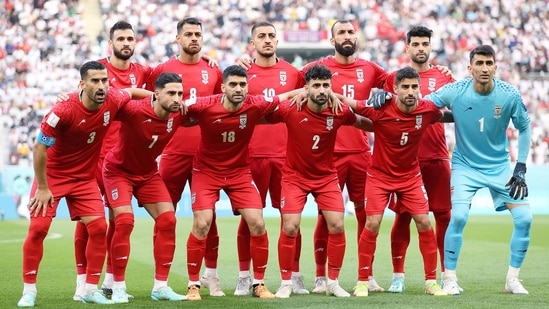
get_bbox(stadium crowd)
[1,0,548,165]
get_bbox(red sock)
[111,213,134,282]
[313,214,328,277]
[22,216,52,283]
[327,231,346,280]
[292,229,302,273]
[277,231,295,280]
[250,231,269,281]
[358,229,378,281]
[74,221,88,275]
[237,217,251,272]
[85,217,108,284]
[418,228,438,280]
[390,211,412,273]
[105,217,115,274]
[154,212,176,281]
[355,205,366,243]
[434,211,451,272]
[187,233,206,282]
[204,213,219,269]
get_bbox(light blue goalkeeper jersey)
[426,78,531,171]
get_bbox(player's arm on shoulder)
[235,54,253,70]
[122,88,153,99]
[201,54,219,67]
[435,64,454,78]
[353,114,373,131]
[335,93,358,111]
[439,110,454,123]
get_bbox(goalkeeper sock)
[509,206,531,268]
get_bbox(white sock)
[102,273,114,288]
[327,278,338,286]
[113,280,126,289]
[76,274,86,284]
[153,279,167,291]
[252,278,263,285]
[23,283,37,294]
[281,279,292,286]
[425,279,437,285]
[205,267,218,278]
[291,272,301,278]
[392,273,405,279]
[84,283,98,295]
[316,276,326,280]
[444,270,457,280]
[239,271,250,278]
[507,266,520,280]
[188,280,200,287]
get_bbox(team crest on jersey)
[103,111,110,126]
[415,114,423,129]
[494,105,502,119]
[167,118,174,132]
[428,78,436,92]
[356,68,364,83]
[239,114,248,129]
[279,71,287,86]
[129,73,137,87]
[111,188,118,200]
[326,116,334,131]
[201,70,209,85]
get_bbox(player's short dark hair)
[406,26,432,44]
[155,73,182,90]
[177,17,202,34]
[469,45,496,63]
[251,21,276,37]
[80,61,106,79]
[109,21,134,40]
[330,19,352,37]
[395,67,420,85]
[223,65,248,81]
[305,64,332,82]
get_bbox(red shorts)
[250,157,284,208]
[420,159,451,212]
[103,168,171,208]
[191,168,262,215]
[95,157,106,195]
[334,152,370,203]
[279,170,344,215]
[158,153,194,205]
[30,175,104,220]
[366,172,428,215]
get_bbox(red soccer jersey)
[97,57,152,159]
[147,57,223,156]
[355,98,442,179]
[304,56,388,153]
[188,94,279,173]
[104,97,188,177]
[40,89,131,179]
[266,101,357,180]
[384,66,455,161]
[248,59,305,158]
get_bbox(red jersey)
[104,97,188,177]
[266,101,357,180]
[384,66,455,161]
[188,94,279,173]
[304,56,388,153]
[147,57,223,156]
[355,98,442,179]
[248,59,305,158]
[97,57,152,159]
[40,89,131,179]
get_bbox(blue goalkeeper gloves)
[366,91,392,109]
[505,162,528,200]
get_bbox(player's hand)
[28,187,55,217]
[179,102,188,115]
[328,92,343,115]
[289,90,307,111]
[435,64,453,77]
[367,90,392,109]
[235,55,253,70]
[56,92,70,103]
[505,162,528,200]
[201,54,219,67]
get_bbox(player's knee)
[156,211,176,231]
[28,217,52,241]
[511,206,532,231]
[450,203,470,228]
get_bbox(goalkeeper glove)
[366,91,392,109]
[505,162,528,200]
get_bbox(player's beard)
[310,94,328,106]
[334,41,356,57]
[113,47,134,61]
[227,93,245,106]
[182,45,201,56]
[256,49,275,58]
[411,53,429,64]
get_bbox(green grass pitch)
[1,215,548,308]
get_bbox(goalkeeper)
[423,45,532,295]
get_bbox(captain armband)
[37,131,56,147]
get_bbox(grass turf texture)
[1,215,547,308]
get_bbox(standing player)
[382,26,455,293]
[17,61,150,307]
[102,73,187,303]
[426,45,532,295]
[266,64,372,299]
[303,19,388,293]
[184,65,300,301]
[146,17,225,297]
[234,21,307,296]
[341,67,449,297]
